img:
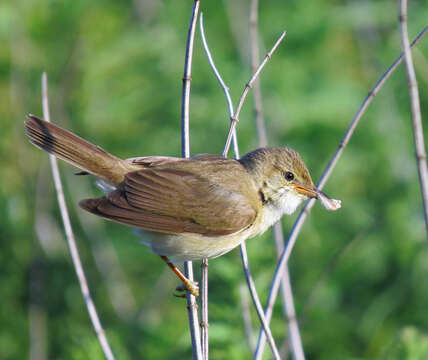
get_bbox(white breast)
[255,190,305,236]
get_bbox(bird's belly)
[138,227,255,262]
[136,206,288,261]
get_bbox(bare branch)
[41,72,115,360]
[70,179,138,320]
[196,17,210,360]
[249,0,267,148]
[180,1,203,359]
[199,13,240,158]
[29,258,47,360]
[399,1,428,233]
[271,225,305,360]
[199,15,280,360]
[255,225,305,360]
[222,31,287,157]
[240,245,281,360]
[248,3,305,358]
[181,0,200,159]
[201,259,209,360]
[254,24,428,357]
[239,284,256,352]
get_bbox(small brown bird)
[25,114,341,296]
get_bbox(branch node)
[200,321,210,328]
[416,152,427,161]
[187,302,199,312]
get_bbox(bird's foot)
[174,279,199,298]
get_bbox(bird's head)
[239,147,340,216]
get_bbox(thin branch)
[180,2,203,359]
[199,13,239,158]
[249,0,267,148]
[240,245,281,360]
[69,177,137,321]
[41,72,115,360]
[29,257,47,360]
[222,31,287,157]
[181,0,200,159]
[201,259,209,360]
[254,24,428,357]
[302,219,378,315]
[399,0,428,233]
[199,16,280,360]
[270,225,305,360]
[248,3,305,359]
[239,284,256,352]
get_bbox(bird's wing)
[126,154,226,167]
[80,165,258,236]
[126,156,183,167]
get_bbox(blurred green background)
[1,0,428,359]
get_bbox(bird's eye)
[284,171,294,181]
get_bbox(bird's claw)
[174,280,199,297]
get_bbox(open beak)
[294,184,342,211]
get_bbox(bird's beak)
[293,184,318,199]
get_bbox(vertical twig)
[182,0,200,158]
[270,227,305,360]
[240,245,281,360]
[399,0,428,233]
[199,13,239,158]
[180,2,203,360]
[199,15,280,360]
[239,284,256,352]
[57,170,138,321]
[222,31,286,157]
[41,73,115,360]
[249,0,267,148]
[254,25,428,357]
[249,3,305,360]
[201,259,209,360]
[29,258,47,360]
[73,199,138,320]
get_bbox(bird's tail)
[25,114,130,185]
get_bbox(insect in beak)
[293,184,342,211]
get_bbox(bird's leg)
[160,256,199,297]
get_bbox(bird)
[25,114,341,296]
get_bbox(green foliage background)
[1,0,428,359]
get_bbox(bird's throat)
[255,190,305,236]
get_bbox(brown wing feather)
[127,156,183,167]
[79,160,259,236]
